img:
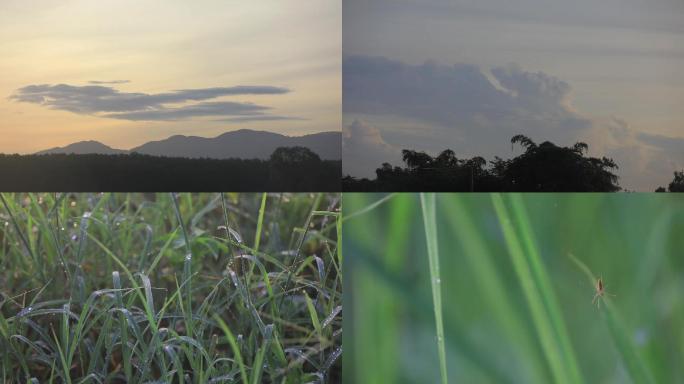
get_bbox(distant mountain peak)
[36,140,127,155]
[35,130,341,160]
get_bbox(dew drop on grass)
[163,345,175,357]
[433,277,441,284]
[218,226,243,243]
[321,305,342,329]
[322,346,342,372]
[4,221,9,227]
[18,306,33,317]
[185,253,192,261]
[314,256,325,282]
[228,269,239,288]
[83,211,91,218]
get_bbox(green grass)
[419,193,447,384]
[0,193,341,383]
[344,193,684,383]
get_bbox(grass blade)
[507,194,584,384]
[491,193,572,384]
[420,193,448,384]
[213,314,249,384]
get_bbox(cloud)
[343,119,400,178]
[10,84,292,121]
[343,55,592,175]
[102,101,269,121]
[343,55,590,145]
[88,80,130,85]
[577,117,684,190]
[637,132,684,157]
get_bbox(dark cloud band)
[343,55,589,135]
[10,83,292,121]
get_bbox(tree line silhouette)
[0,146,340,191]
[344,135,683,192]
[656,171,684,192]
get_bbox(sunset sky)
[0,0,340,153]
[343,0,684,191]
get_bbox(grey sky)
[343,0,684,190]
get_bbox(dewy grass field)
[0,193,341,383]
[344,193,683,383]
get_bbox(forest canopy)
[0,147,340,192]
[343,135,625,192]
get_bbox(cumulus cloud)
[343,119,400,178]
[343,55,590,144]
[10,84,292,121]
[576,116,684,190]
[343,54,592,177]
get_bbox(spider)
[592,277,615,309]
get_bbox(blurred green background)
[343,193,684,384]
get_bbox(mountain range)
[36,129,341,160]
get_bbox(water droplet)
[70,201,76,207]
[83,211,91,218]
[185,253,192,261]
[4,221,9,227]
[18,306,33,317]
[433,278,441,284]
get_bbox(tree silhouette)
[402,150,434,170]
[0,147,340,191]
[498,135,620,192]
[268,146,330,190]
[343,135,621,192]
[657,170,684,192]
[670,171,684,192]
